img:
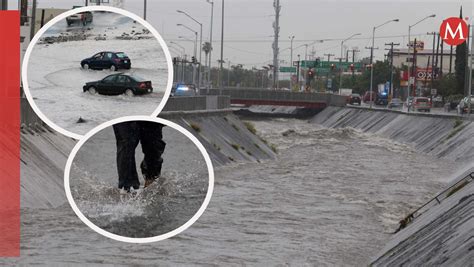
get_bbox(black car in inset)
[81,51,131,71]
[83,73,152,96]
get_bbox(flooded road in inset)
[5,118,459,265]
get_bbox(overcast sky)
[9,0,473,68]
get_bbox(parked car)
[83,73,152,96]
[412,97,431,112]
[363,91,377,103]
[81,51,131,71]
[388,98,403,109]
[348,93,361,105]
[457,96,474,114]
[171,83,197,97]
[66,11,93,26]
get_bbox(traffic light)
[191,56,196,64]
[172,57,177,65]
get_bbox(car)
[412,97,431,112]
[81,51,131,71]
[457,96,474,114]
[388,98,403,109]
[363,91,377,103]
[171,83,197,97]
[66,11,93,26]
[348,93,361,105]
[83,73,152,96]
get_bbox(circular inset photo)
[64,117,213,242]
[23,6,173,139]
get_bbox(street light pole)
[407,14,436,102]
[369,19,399,108]
[177,10,203,87]
[289,35,294,90]
[339,33,361,92]
[206,0,214,88]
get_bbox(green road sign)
[279,66,296,72]
[301,60,321,68]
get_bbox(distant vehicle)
[363,91,377,103]
[83,73,152,96]
[348,93,361,105]
[388,98,403,109]
[340,88,353,96]
[457,96,474,114]
[412,97,431,112]
[171,83,197,97]
[81,52,131,71]
[66,10,93,26]
[375,92,389,105]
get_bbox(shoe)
[119,187,139,196]
[144,176,159,188]
[119,187,130,195]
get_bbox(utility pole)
[296,54,300,88]
[206,0,214,88]
[219,0,224,89]
[412,38,418,97]
[352,49,360,62]
[272,0,280,89]
[289,35,294,90]
[385,42,399,99]
[427,32,436,92]
[324,53,334,62]
[143,0,147,20]
[30,0,37,40]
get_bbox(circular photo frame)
[22,6,174,140]
[64,116,214,243]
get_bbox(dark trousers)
[113,121,166,190]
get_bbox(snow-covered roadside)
[26,12,169,136]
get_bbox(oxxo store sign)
[416,68,438,81]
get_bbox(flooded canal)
[4,118,459,265]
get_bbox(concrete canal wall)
[311,106,474,163]
[310,106,474,265]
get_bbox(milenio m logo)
[440,17,469,46]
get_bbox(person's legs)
[113,122,140,190]
[138,121,166,184]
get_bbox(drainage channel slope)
[310,106,474,265]
[311,106,474,163]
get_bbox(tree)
[454,6,466,95]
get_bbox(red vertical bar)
[0,11,20,257]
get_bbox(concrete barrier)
[163,95,230,112]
